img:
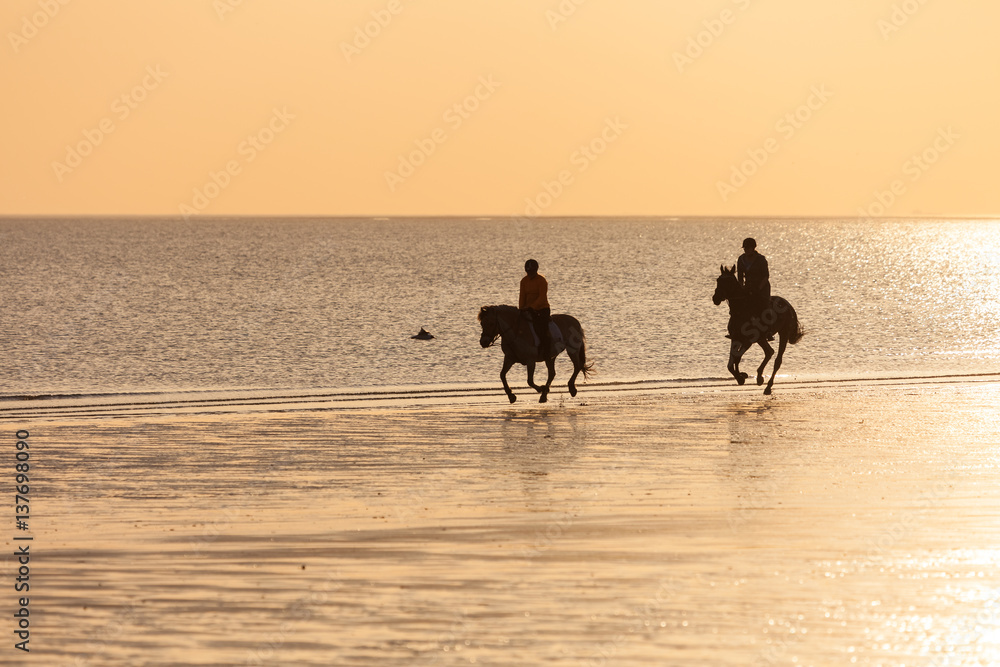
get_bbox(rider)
[735,237,774,341]
[518,259,551,356]
[737,237,770,314]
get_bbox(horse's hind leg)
[764,335,789,395]
[500,356,517,403]
[563,324,582,397]
[756,340,774,386]
[538,358,556,403]
[567,351,581,397]
[526,362,543,394]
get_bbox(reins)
[493,311,518,346]
[483,311,505,347]
[484,308,523,350]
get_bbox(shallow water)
[2,217,1000,394]
[4,217,1000,665]
[8,377,1000,665]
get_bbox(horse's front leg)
[728,339,749,385]
[538,358,556,403]
[500,355,517,403]
[756,340,774,386]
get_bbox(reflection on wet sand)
[8,379,1000,665]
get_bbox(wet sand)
[4,376,1000,666]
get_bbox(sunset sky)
[2,0,997,218]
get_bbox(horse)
[478,305,593,403]
[712,265,803,395]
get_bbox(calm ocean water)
[9,220,1000,666]
[2,216,999,396]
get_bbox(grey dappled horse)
[478,305,593,403]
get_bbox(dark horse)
[478,305,593,403]
[712,265,803,395]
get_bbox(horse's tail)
[787,304,804,345]
[577,326,595,379]
[553,314,594,377]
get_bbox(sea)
[2,216,999,397]
[5,216,1000,666]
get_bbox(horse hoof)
[756,375,764,386]
[736,376,746,386]
[508,394,517,404]
[763,387,772,396]
[539,392,548,404]
[569,385,577,398]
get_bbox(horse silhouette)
[478,305,592,403]
[712,265,803,395]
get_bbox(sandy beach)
[2,375,997,666]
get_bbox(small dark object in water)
[412,328,434,340]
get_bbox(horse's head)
[478,306,500,348]
[713,265,740,305]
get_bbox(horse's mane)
[477,304,519,321]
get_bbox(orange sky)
[1,1,997,218]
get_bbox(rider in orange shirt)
[519,259,551,356]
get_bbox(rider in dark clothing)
[519,259,551,356]
[737,238,770,315]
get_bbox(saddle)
[525,320,565,355]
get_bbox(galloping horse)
[478,305,593,403]
[712,266,803,395]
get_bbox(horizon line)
[1,214,998,222]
